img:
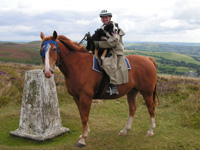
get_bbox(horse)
[40,31,158,147]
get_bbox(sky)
[1,0,200,42]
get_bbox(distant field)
[1,41,200,76]
[125,50,200,75]
[0,42,41,65]
[124,42,200,56]
[125,50,200,64]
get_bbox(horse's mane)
[58,35,88,53]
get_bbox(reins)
[41,35,90,67]
[41,37,108,99]
[56,51,73,66]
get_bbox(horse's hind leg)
[119,89,138,136]
[141,92,156,137]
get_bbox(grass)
[0,63,200,150]
[176,66,195,72]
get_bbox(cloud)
[1,0,200,42]
[160,20,181,28]
[0,8,101,41]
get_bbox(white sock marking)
[120,116,133,134]
[148,118,155,134]
[126,116,133,130]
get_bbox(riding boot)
[106,84,119,95]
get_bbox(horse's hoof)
[146,132,154,137]
[76,142,86,147]
[118,131,126,136]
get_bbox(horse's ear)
[40,32,45,39]
[53,31,57,40]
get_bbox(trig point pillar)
[10,69,69,141]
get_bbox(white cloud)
[160,20,181,28]
[120,19,136,32]
[1,0,200,42]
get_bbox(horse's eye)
[53,48,57,51]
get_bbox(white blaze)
[45,44,51,72]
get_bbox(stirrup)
[105,85,119,95]
[106,87,113,95]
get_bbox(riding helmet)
[99,10,112,17]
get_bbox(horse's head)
[40,31,60,78]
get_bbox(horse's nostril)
[50,70,54,74]
[49,69,54,74]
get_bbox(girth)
[93,71,109,99]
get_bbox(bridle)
[41,33,90,72]
[55,51,72,66]
[40,40,73,73]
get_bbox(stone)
[10,69,69,141]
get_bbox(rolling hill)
[124,50,200,75]
[0,41,42,65]
[1,41,200,76]
[124,42,200,55]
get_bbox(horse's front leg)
[75,94,92,147]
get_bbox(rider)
[94,10,128,95]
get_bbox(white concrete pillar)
[10,69,69,141]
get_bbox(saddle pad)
[93,56,131,73]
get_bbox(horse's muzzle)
[43,69,54,78]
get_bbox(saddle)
[92,56,131,99]
[93,56,131,73]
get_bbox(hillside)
[27,41,41,45]
[125,50,200,75]
[1,41,200,76]
[0,63,200,150]
[124,42,200,56]
[0,42,41,65]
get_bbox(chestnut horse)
[40,31,158,147]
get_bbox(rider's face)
[101,16,111,25]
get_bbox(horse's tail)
[147,56,159,105]
[153,85,160,106]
